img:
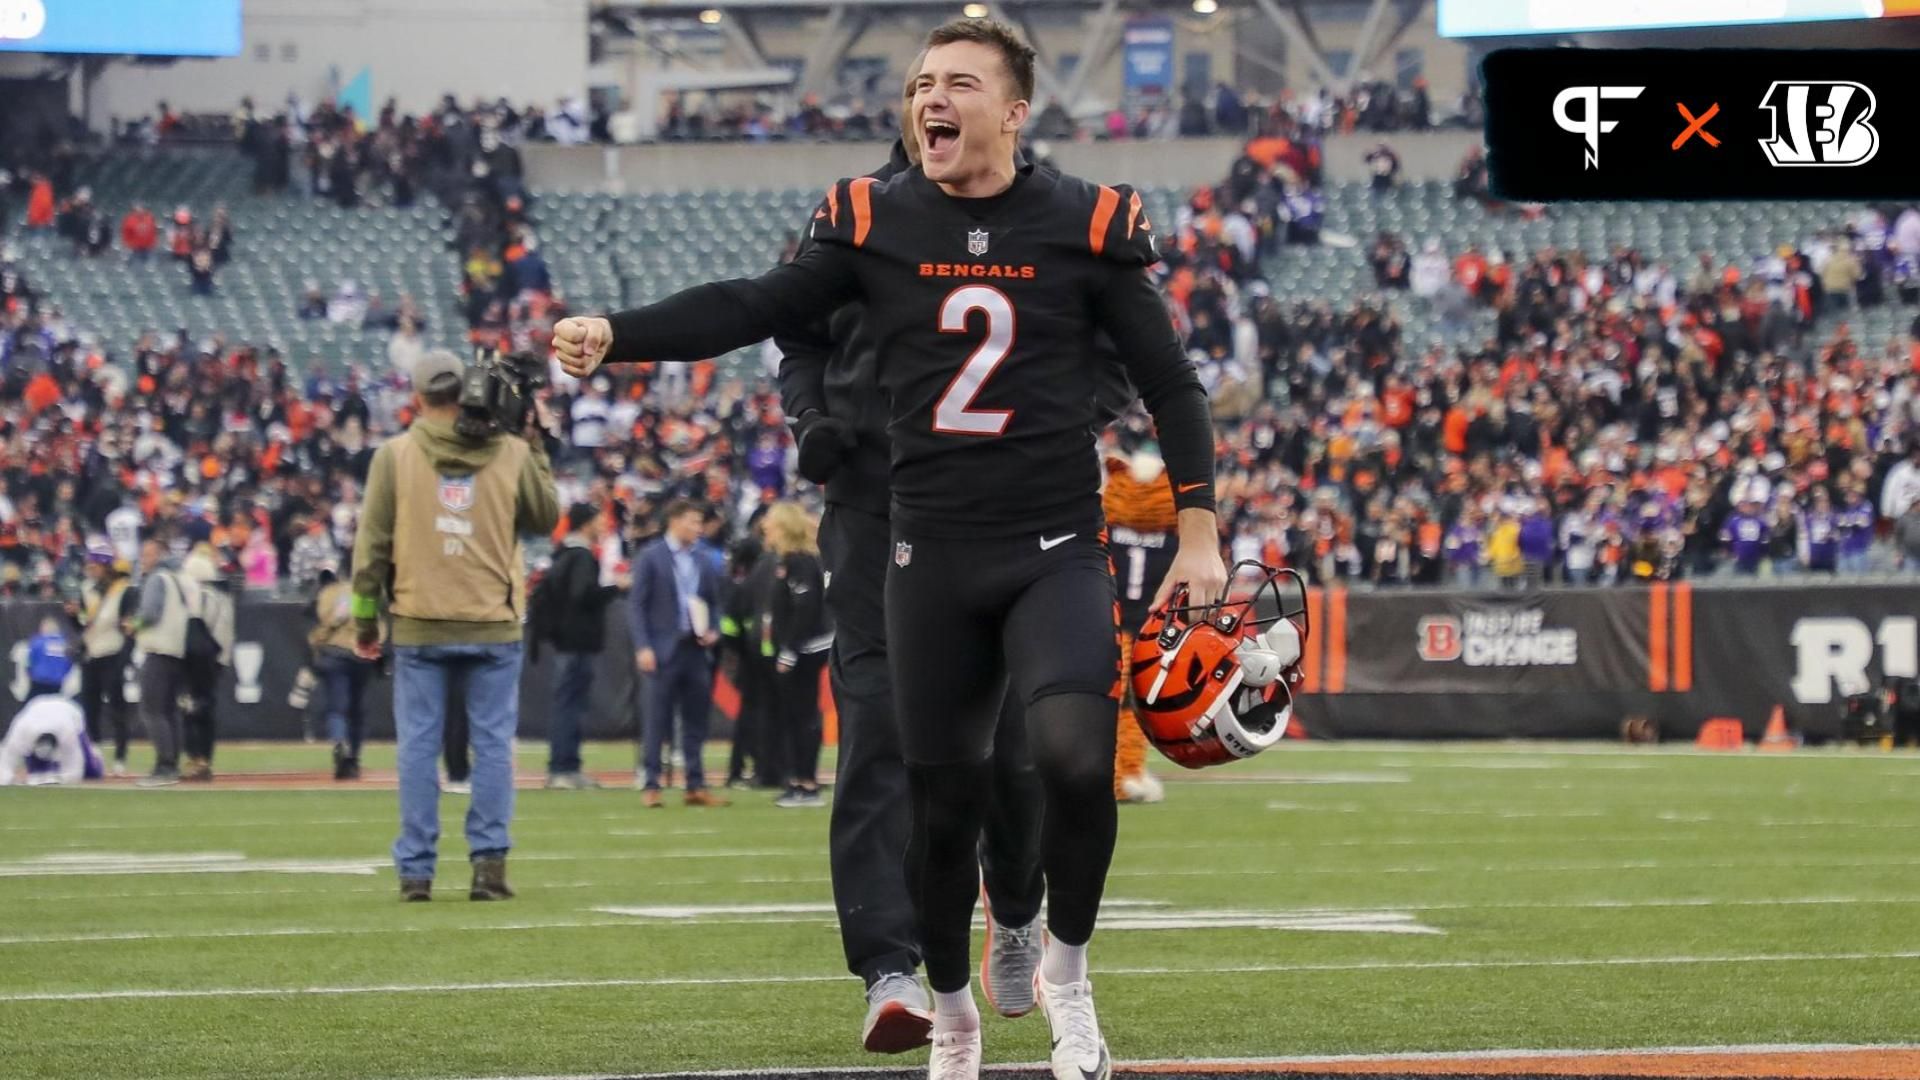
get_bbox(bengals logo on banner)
[1417,616,1463,663]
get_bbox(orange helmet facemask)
[1130,561,1309,769]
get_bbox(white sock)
[932,985,979,1032]
[1041,938,1088,985]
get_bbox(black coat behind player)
[553,20,1227,1080]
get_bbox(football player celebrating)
[775,52,1050,1055]
[554,20,1226,1080]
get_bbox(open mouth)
[923,118,960,155]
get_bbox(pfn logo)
[0,0,46,42]
[1758,81,1879,167]
[1416,616,1462,663]
[1552,85,1644,170]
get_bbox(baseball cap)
[413,350,466,395]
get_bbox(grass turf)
[1,741,1917,1079]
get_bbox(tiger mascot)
[1103,450,1179,803]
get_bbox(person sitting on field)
[0,696,103,786]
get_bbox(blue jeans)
[391,641,522,881]
[549,650,595,775]
[641,643,714,791]
[318,650,373,756]
[1838,549,1871,575]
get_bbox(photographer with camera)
[351,350,559,902]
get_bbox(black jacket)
[724,548,779,662]
[768,552,831,666]
[544,540,621,654]
[774,141,913,515]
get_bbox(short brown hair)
[662,498,706,525]
[925,18,1035,102]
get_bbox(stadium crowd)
[71,68,1460,161]
[6,122,1920,606]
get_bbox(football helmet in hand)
[1130,561,1309,769]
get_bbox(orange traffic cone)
[1759,705,1794,752]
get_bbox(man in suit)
[631,499,728,808]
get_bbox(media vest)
[388,431,529,625]
[134,572,192,659]
[81,577,130,658]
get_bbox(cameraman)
[351,350,559,902]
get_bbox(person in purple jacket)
[1836,485,1875,574]
[1444,510,1484,588]
[1719,497,1770,575]
[1517,496,1556,587]
[745,431,787,499]
[1798,487,1840,574]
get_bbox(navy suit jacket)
[629,537,722,668]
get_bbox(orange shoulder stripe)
[1126,189,1146,238]
[1089,184,1121,256]
[849,176,877,248]
[823,183,839,228]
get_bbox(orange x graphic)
[1673,102,1720,150]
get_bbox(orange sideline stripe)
[1648,582,1669,693]
[1324,587,1347,694]
[1672,581,1693,692]
[1300,588,1324,694]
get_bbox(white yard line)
[9,893,1919,947]
[9,951,1919,1003]
[1112,853,1920,878]
[441,1042,1920,1079]
[0,876,802,899]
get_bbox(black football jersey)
[603,162,1214,538]
[802,165,1188,537]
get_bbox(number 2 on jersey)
[933,285,1015,436]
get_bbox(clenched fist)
[553,316,614,379]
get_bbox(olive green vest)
[388,432,528,626]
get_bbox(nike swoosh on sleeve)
[1176,481,1209,493]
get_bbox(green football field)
[2,740,1918,1079]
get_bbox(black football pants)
[821,504,1044,987]
[887,527,1120,994]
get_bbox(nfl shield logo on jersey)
[894,541,913,568]
[438,476,474,513]
[967,228,989,256]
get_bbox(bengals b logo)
[1758,81,1879,168]
[1417,616,1462,663]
